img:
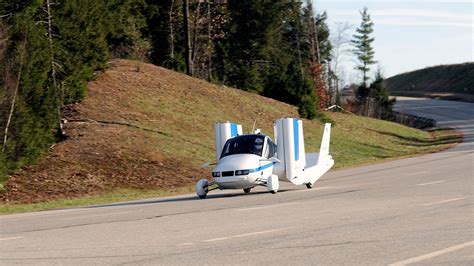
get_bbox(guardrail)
[391,111,437,129]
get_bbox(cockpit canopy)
[220,135,276,159]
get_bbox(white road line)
[235,203,296,212]
[388,240,474,266]
[59,211,131,220]
[0,209,87,221]
[176,242,196,246]
[202,228,287,243]
[0,236,24,241]
[421,197,470,206]
[416,180,446,186]
[407,171,428,176]
[293,186,334,193]
[429,150,473,156]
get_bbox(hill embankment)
[386,63,474,102]
[0,60,460,205]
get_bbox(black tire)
[270,190,277,194]
[196,179,209,199]
[243,188,251,194]
[306,183,313,189]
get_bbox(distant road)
[1,97,473,265]
[394,96,474,152]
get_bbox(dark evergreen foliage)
[0,0,147,177]
[368,70,395,120]
[223,0,284,93]
[352,7,376,88]
[0,0,338,178]
[262,1,318,119]
[351,7,392,119]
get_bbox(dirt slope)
[1,60,297,203]
[1,60,458,204]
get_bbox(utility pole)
[183,0,192,76]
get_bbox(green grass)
[0,60,462,215]
[0,187,195,214]
[304,112,460,168]
[0,123,459,215]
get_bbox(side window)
[267,139,275,159]
[263,139,270,158]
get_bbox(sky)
[312,0,473,83]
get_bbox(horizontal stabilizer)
[318,123,331,162]
[286,123,334,186]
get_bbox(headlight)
[235,170,250,175]
[212,171,221,177]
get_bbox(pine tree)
[352,7,376,88]
[263,1,318,119]
[0,0,147,177]
[0,1,59,173]
[368,69,395,119]
[224,0,284,92]
[143,1,185,71]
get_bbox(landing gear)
[243,188,251,194]
[196,179,209,199]
[306,182,313,189]
[267,174,279,194]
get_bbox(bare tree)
[169,0,175,61]
[183,0,193,76]
[187,1,226,81]
[330,22,352,106]
[303,1,329,108]
[190,1,202,75]
[2,40,26,153]
[304,0,320,64]
[206,1,212,80]
[45,0,65,137]
[0,22,7,58]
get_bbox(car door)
[259,137,274,180]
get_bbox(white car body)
[195,118,334,198]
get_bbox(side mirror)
[260,158,281,164]
[201,162,217,169]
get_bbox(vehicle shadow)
[368,128,463,147]
[84,189,296,209]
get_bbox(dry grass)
[0,59,460,207]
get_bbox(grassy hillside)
[0,60,460,209]
[386,62,474,95]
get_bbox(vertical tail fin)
[214,122,243,162]
[274,118,306,182]
[318,123,331,162]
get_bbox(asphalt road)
[1,97,473,265]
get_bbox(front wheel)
[243,188,251,194]
[306,182,313,189]
[196,179,209,199]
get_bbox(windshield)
[221,135,265,158]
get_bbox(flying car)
[196,118,334,198]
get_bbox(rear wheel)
[196,179,209,199]
[306,183,313,189]
[243,188,251,194]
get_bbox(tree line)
[0,1,392,178]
